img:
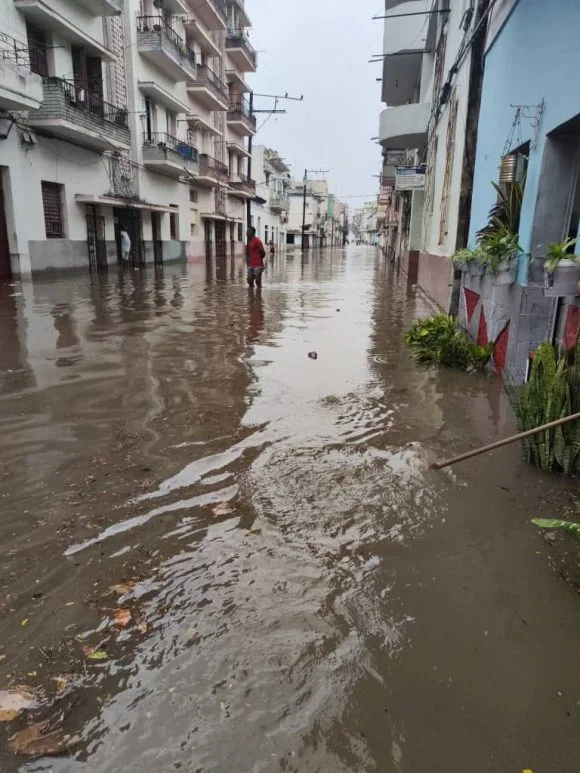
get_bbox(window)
[41,182,65,239]
[238,223,243,242]
[170,213,178,240]
[190,223,196,236]
[265,225,269,244]
[27,23,48,77]
[189,188,198,203]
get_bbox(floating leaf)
[108,582,135,597]
[113,609,132,628]
[52,676,69,694]
[0,689,38,722]
[9,720,73,757]
[532,519,580,541]
[212,502,234,517]
[21,618,29,627]
[0,654,6,662]
[82,647,108,661]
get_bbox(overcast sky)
[247,0,383,209]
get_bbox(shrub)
[405,314,493,371]
[451,247,485,268]
[506,338,580,474]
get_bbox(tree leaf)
[532,519,580,540]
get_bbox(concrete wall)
[466,0,580,380]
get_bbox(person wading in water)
[247,226,266,289]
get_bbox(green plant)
[477,179,526,239]
[532,519,580,539]
[451,247,485,268]
[544,238,579,273]
[405,314,494,371]
[506,338,580,474]
[478,226,522,273]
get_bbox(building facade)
[250,145,290,250]
[378,0,489,309]
[286,177,327,249]
[0,0,257,277]
[459,0,580,382]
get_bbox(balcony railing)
[44,77,129,127]
[196,64,228,100]
[228,97,256,128]
[199,153,228,178]
[0,31,31,68]
[143,132,198,162]
[229,173,256,195]
[137,15,196,71]
[225,29,257,68]
[270,194,289,210]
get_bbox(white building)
[354,201,379,245]
[286,177,328,249]
[250,145,290,250]
[378,0,487,310]
[0,0,257,278]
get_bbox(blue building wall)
[469,0,580,280]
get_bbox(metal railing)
[0,30,31,68]
[143,132,198,162]
[199,153,228,177]
[228,97,255,126]
[196,64,228,99]
[225,29,257,67]
[270,193,289,208]
[230,173,256,192]
[137,15,184,57]
[44,77,129,127]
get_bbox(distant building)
[250,146,290,249]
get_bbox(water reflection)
[0,250,578,773]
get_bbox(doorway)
[0,174,12,281]
[86,205,107,273]
[151,212,163,266]
[114,207,144,266]
[215,221,226,259]
[204,219,212,261]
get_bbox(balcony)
[196,0,227,31]
[28,77,130,152]
[379,103,429,150]
[226,69,249,92]
[187,64,229,111]
[0,32,43,111]
[14,0,115,60]
[228,0,251,27]
[225,30,257,72]
[184,18,221,58]
[142,132,199,179]
[227,98,256,136]
[227,140,250,158]
[228,173,256,199]
[137,16,196,83]
[77,0,123,16]
[197,154,228,187]
[270,194,289,213]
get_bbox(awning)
[75,194,178,214]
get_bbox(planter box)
[491,261,517,286]
[544,260,580,297]
[468,261,485,278]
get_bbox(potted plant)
[451,247,485,278]
[543,238,580,297]
[478,226,521,286]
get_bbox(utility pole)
[245,92,303,246]
[301,168,328,253]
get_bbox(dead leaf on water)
[0,688,38,722]
[107,582,135,597]
[113,609,131,628]
[0,654,6,662]
[137,622,148,634]
[9,720,73,758]
[212,502,234,517]
[52,677,69,694]
[20,618,29,627]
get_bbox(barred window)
[41,182,65,239]
[237,223,243,242]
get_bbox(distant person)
[120,226,131,263]
[247,226,266,289]
[269,240,276,258]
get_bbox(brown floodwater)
[0,248,579,773]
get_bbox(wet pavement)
[0,248,579,772]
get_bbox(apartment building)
[250,145,290,249]
[378,0,488,309]
[0,0,258,277]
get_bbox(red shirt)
[248,236,265,268]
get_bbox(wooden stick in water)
[431,412,580,471]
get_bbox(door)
[151,212,163,266]
[215,221,226,259]
[86,205,107,273]
[114,208,144,266]
[0,175,12,281]
[204,219,212,261]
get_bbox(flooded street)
[1,247,579,772]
